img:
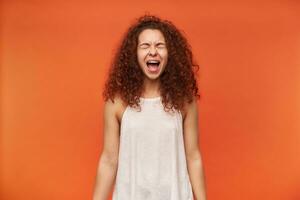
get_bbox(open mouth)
[146,60,160,68]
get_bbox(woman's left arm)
[183,98,207,200]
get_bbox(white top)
[112,96,194,200]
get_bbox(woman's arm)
[183,98,207,200]
[92,98,121,200]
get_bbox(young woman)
[93,15,207,200]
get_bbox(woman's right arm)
[92,98,121,200]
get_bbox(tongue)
[148,64,159,72]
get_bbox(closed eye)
[156,43,166,48]
[139,43,150,49]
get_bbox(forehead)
[138,29,166,43]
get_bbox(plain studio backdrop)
[1,0,300,200]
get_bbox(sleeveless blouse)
[112,96,194,200]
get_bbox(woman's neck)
[142,78,161,97]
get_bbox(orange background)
[1,0,300,200]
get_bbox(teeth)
[147,60,160,64]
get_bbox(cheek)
[137,51,146,66]
[137,50,147,60]
[158,49,168,58]
[162,52,168,62]
[163,53,168,66]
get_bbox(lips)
[146,60,160,68]
[146,60,161,73]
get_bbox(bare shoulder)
[104,94,128,124]
[181,96,198,121]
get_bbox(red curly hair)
[102,14,201,113]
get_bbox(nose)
[148,45,157,56]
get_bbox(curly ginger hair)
[102,14,201,113]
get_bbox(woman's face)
[137,29,168,80]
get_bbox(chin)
[147,69,162,77]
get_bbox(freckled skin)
[137,29,168,81]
